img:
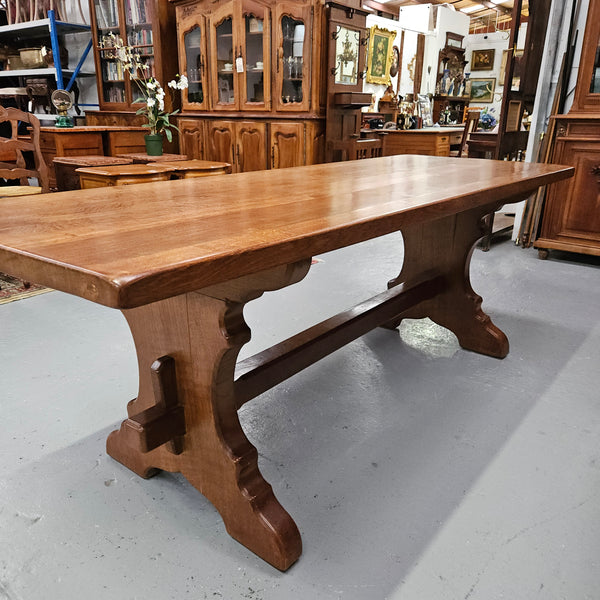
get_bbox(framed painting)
[470,77,496,102]
[498,50,524,85]
[472,49,495,70]
[389,45,400,78]
[366,26,396,85]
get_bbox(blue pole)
[48,9,64,90]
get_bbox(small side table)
[158,159,232,178]
[76,164,177,189]
[53,156,135,191]
[115,152,188,164]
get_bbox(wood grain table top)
[0,155,572,309]
[75,164,177,177]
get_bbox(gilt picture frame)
[472,49,495,71]
[366,26,396,85]
[470,77,496,102]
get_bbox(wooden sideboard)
[374,126,464,157]
[40,126,147,188]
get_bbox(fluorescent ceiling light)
[490,0,508,4]
[461,3,485,13]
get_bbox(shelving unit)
[0,13,94,93]
[88,0,177,112]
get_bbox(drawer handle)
[592,165,600,186]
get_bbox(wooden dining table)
[0,155,573,571]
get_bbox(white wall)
[463,23,527,122]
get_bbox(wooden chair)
[0,105,50,196]
[0,107,50,290]
[353,137,383,160]
[450,111,480,158]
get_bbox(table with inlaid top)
[0,156,573,571]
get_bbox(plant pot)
[144,133,163,156]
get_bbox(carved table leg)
[107,261,311,571]
[389,206,509,358]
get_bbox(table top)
[75,164,177,176]
[53,155,134,167]
[40,126,146,133]
[115,153,188,163]
[158,159,231,172]
[0,155,572,309]
[383,126,465,135]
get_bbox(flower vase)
[144,134,164,156]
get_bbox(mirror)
[335,26,359,85]
[590,42,600,93]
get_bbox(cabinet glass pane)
[94,0,119,29]
[591,43,600,93]
[244,13,265,103]
[216,17,235,105]
[126,0,155,104]
[281,15,304,105]
[99,34,126,103]
[335,26,359,85]
[184,26,204,104]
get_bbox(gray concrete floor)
[1,234,599,600]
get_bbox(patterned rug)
[0,273,52,304]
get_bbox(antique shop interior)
[1,0,599,598]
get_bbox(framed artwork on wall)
[366,26,396,85]
[499,48,524,87]
[472,49,495,70]
[389,45,400,78]
[470,77,496,102]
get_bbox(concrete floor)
[1,234,599,600]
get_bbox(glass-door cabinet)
[208,0,270,111]
[274,2,312,112]
[90,0,178,111]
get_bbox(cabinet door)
[273,2,312,112]
[209,1,238,110]
[540,140,600,246]
[236,121,267,172]
[239,0,271,111]
[92,0,127,108]
[178,11,209,111]
[206,120,236,167]
[270,122,304,168]
[179,118,205,159]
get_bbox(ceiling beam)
[393,0,512,18]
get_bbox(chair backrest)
[0,106,50,192]
[458,111,480,157]
[353,138,383,160]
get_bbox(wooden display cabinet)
[172,0,327,172]
[535,0,600,258]
[89,0,178,112]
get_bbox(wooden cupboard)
[535,0,600,258]
[172,0,329,171]
[179,117,324,172]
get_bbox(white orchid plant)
[101,33,188,142]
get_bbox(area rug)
[0,274,52,305]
